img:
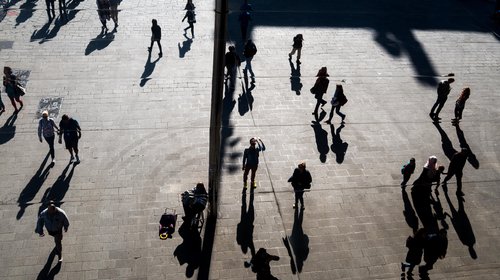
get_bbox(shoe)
[70,156,75,163]
[52,158,56,164]
[401,262,405,272]
[297,60,301,64]
[301,205,305,210]
[75,156,80,164]
[341,115,346,123]
[325,120,331,124]
[251,182,257,188]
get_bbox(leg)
[326,105,334,123]
[401,173,410,186]
[53,232,63,260]
[149,39,154,52]
[8,96,18,111]
[289,47,297,57]
[297,48,302,60]
[296,191,304,208]
[190,23,194,37]
[44,135,56,160]
[313,100,321,115]
[156,40,163,56]
[434,99,446,116]
[456,172,463,195]
[250,166,258,187]
[335,106,346,122]
[243,166,250,185]
[429,100,439,117]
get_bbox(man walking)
[288,162,312,209]
[148,19,163,57]
[58,114,81,163]
[442,148,469,196]
[243,39,257,78]
[242,137,265,189]
[225,46,240,85]
[38,110,59,163]
[430,78,454,120]
[35,201,70,262]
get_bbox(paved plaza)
[1,0,500,279]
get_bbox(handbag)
[15,83,26,96]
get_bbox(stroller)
[159,208,177,240]
[181,183,208,232]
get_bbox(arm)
[62,212,70,232]
[38,120,43,142]
[182,13,187,22]
[35,213,45,236]
[51,119,59,133]
[76,121,82,139]
[257,139,265,151]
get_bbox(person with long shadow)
[17,153,54,220]
[173,217,202,277]
[289,57,302,95]
[311,67,329,121]
[36,248,62,280]
[443,185,477,259]
[178,34,193,58]
[311,121,329,163]
[0,112,17,145]
[329,123,348,164]
[237,188,256,257]
[140,50,161,87]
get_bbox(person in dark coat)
[325,84,348,124]
[430,78,454,120]
[242,137,265,189]
[442,148,469,196]
[289,34,303,63]
[148,19,163,57]
[401,158,416,187]
[182,9,196,38]
[243,39,257,78]
[288,162,312,209]
[225,46,241,83]
[311,67,329,118]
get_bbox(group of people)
[310,66,348,124]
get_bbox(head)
[47,201,57,215]
[437,165,445,173]
[296,34,303,40]
[3,66,12,75]
[249,137,257,146]
[335,84,343,93]
[425,156,437,169]
[298,162,306,171]
[152,19,157,26]
[447,78,455,84]
[316,67,329,77]
[42,111,49,119]
[229,46,235,52]
[410,158,415,164]
[460,87,471,100]
[195,182,206,193]
[61,114,69,121]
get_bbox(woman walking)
[310,67,329,118]
[182,9,196,38]
[3,66,23,113]
[325,84,347,124]
[452,87,470,123]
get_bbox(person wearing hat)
[35,201,70,262]
[311,67,329,119]
[38,110,59,163]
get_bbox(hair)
[195,182,205,192]
[3,66,12,74]
[447,78,455,84]
[152,19,157,25]
[61,114,69,120]
[249,137,257,144]
[410,158,415,162]
[316,67,328,77]
[437,165,445,172]
[457,87,471,102]
[298,162,306,168]
[424,156,437,170]
[42,111,49,117]
[296,34,303,40]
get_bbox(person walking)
[225,46,241,84]
[148,19,163,57]
[310,67,329,118]
[38,111,59,163]
[109,0,119,28]
[182,9,196,38]
[452,87,471,123]
[325,84,347,124]
[3,66,23,113]
[35,201,70,262]
[401,158,416,187]
[243,39,257,78]
[45,0,56,20]
[96,0,111,30]
[288,34,303,63]
[58,114,81,163]
[242,137,265,189]
[442,148,469,196]
[288,162,312,209]
[430,78,454,120]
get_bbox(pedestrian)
[325,84,347,124]
[442,148,469,196]
[225,46,241,82]
[243,39,257,78]
[239,10,251,42]
[45,0,56,20]
[249,248,280,280]
[35,201,70,262]
[184,0,195,10]
[58,114,81,163]
[109,0,119,28]
[96,0,111,30]
[430,78,454,120]
[242,137,265,189]
[288,34,303,63]
[401,228,426,277]
[2,66,23,113]
[38,111,59,163]
[452,87,470,123]
[58,0,68,21]
[288,162,312,209]
[310,67,329,118]
[401,158,416,187]
[182,9,196,38]
[148,19,163,57]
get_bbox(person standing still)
[452,87,470,123]
[149,19,163,57]
[288,162,312,209]
[288,34,303,63]
[242,137,265,189]
[182,9,196,38]
[430,78,454,120]
[58,114,81,163]
[35,201,70,262]
[243,39,257,78]
[38,111,59,163]
[311,67,329,118]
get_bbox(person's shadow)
[0,112,17,145]
[311,121,329,163]
[17,153,53,220]
[236,189,256,257]
[140,51,161,87]
[454,123,479,169]
[402,187,419,233]
[289,59,302,95]
[36,249,61,280]
[173,220,203,277]
[284,208,309,274]
[85,28,116,55]
[37,163,76,215]
[15,0,36,27]
[443,184,477,259]
[238,71,255,116]
[31,20,53,42]
[178,34,193,58]
[329,123,348,164]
